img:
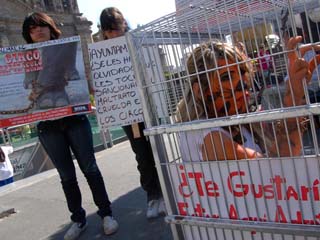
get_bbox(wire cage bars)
[126,0,320,239]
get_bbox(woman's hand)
[285,36,310,106]
[285,36,320,106]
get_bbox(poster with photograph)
[0,36,91,128]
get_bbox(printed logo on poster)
[0,36,91,128]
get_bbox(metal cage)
[127,1,320,239]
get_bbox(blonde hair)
[175,39,249,122]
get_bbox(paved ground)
[0,141,174,240]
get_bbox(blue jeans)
[37,115,112,223]
[0,177,13,187]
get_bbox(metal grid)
[127,0,320,239]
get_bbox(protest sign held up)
[0,36,91,128]
[88,36,144,129]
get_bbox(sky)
[77,0,176,33]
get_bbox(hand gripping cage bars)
[126,0,320,239]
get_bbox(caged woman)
[175,36,320,161]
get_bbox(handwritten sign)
[142,46,168,119]
[170,158,320,239]
[88,36,143,128]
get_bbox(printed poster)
[0,36,91,128]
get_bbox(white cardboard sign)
[88,36,143,128]
[170,158,320,239]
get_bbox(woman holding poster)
[22,12,118,240]
[22,14,81,110]
[99,7,165,219]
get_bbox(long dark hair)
[22,12,61,43]
[99,7,129,39]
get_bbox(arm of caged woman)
[176,37,320,161]
[261,36,320,157]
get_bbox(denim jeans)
[122,122,162,201]
[0,177,13,187]
[37,115,112,223]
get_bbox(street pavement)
[0,141,173,240]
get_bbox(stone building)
[0,0,93,83]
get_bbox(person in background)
[0,144,14,187]
[99,7,165,219]
[258,44,272,85]
[22,12,118,240]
